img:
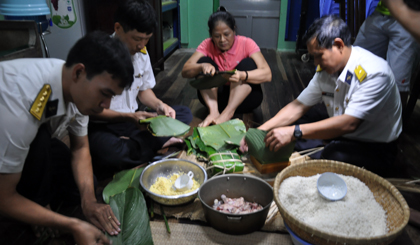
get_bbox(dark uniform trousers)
[294,104,399,178]
[88,105,192,179]
[16,123,83,209]
[196,56,263,114]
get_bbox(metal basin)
[198,174,273,235]
[140,158,208,206]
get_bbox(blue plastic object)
[320,0,380,19]
[366,0,380,17]
[0,0,50,16]
[284,222,313,245]
[319,0,341,17]
[285,0,320,41]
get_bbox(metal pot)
[198,174,273,235]
[140,158,207,206]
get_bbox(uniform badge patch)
[354,65,367,83]
[316,65,323,72]
[345,70,353,85]
[140,47,147,55]
[46,99,58,118]
[30,84,52,120]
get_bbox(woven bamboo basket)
[274,159,410,245]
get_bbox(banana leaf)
[190,127,217,154]
[103,168,144,204]
[245,128,295,164]
[209,149,244,173]
[197,119,246,151]
[108,188,153,245]
[140,115,190,137]
[185,120,246,174]
[189,70,236,90]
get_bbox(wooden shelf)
[163,37,179,57]
[162,1,177,12]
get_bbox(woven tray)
[274,159,410,245]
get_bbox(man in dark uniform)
[0,31,133,244]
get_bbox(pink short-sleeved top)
[196,35,260,71]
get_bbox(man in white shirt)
[0,32,134,244]
[88,0,192,178]
[240,15,402,177]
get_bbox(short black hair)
[208,6,236,36]
[303,15,351,49]
[65,31,134,88]
[114,0,158,34]
[404,0,420,11]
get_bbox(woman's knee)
[197,56,218,69]
[236,58,257,71]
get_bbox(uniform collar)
[48,62,67,117]
[215,35,238,55]
[338,46,356,84]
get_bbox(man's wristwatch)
[294,125,303,140]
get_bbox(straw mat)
[274,159,410,245]
[150,221,293,245]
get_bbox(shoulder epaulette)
[140,47,147,55]
[30,84,52,120]
[316,65,323,72]
[354,65,367,83]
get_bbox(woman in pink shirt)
[182,7,272,127]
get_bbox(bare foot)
[198,112,220,127]
[162,137,183,149]
[213,110,234,125]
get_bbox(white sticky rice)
[279,174,388,237]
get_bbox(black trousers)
[196,56,263,114]
[294,104,399,178]
[16,124,81,209]
[88,105,192,179]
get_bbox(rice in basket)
[279,174,387,237]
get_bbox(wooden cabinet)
[150,0,181,71]
[83,0,180,72]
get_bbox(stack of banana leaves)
[102,168,154,245]
[185,119,246,175]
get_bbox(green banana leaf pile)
[185,119,246,174]
[103,168,154,244]
[245,128,295,164]
[140,115,190,137]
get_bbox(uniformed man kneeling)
[240,15,402,177]
[0,31,134,244]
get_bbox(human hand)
[264,126,294,152]
[239,137,248,153]
[156,103,176,119]
[71,219,112,245]
[201,63,216,76]
[133,111,158,122]
[228,70,246,83]
[82,201,120,236]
